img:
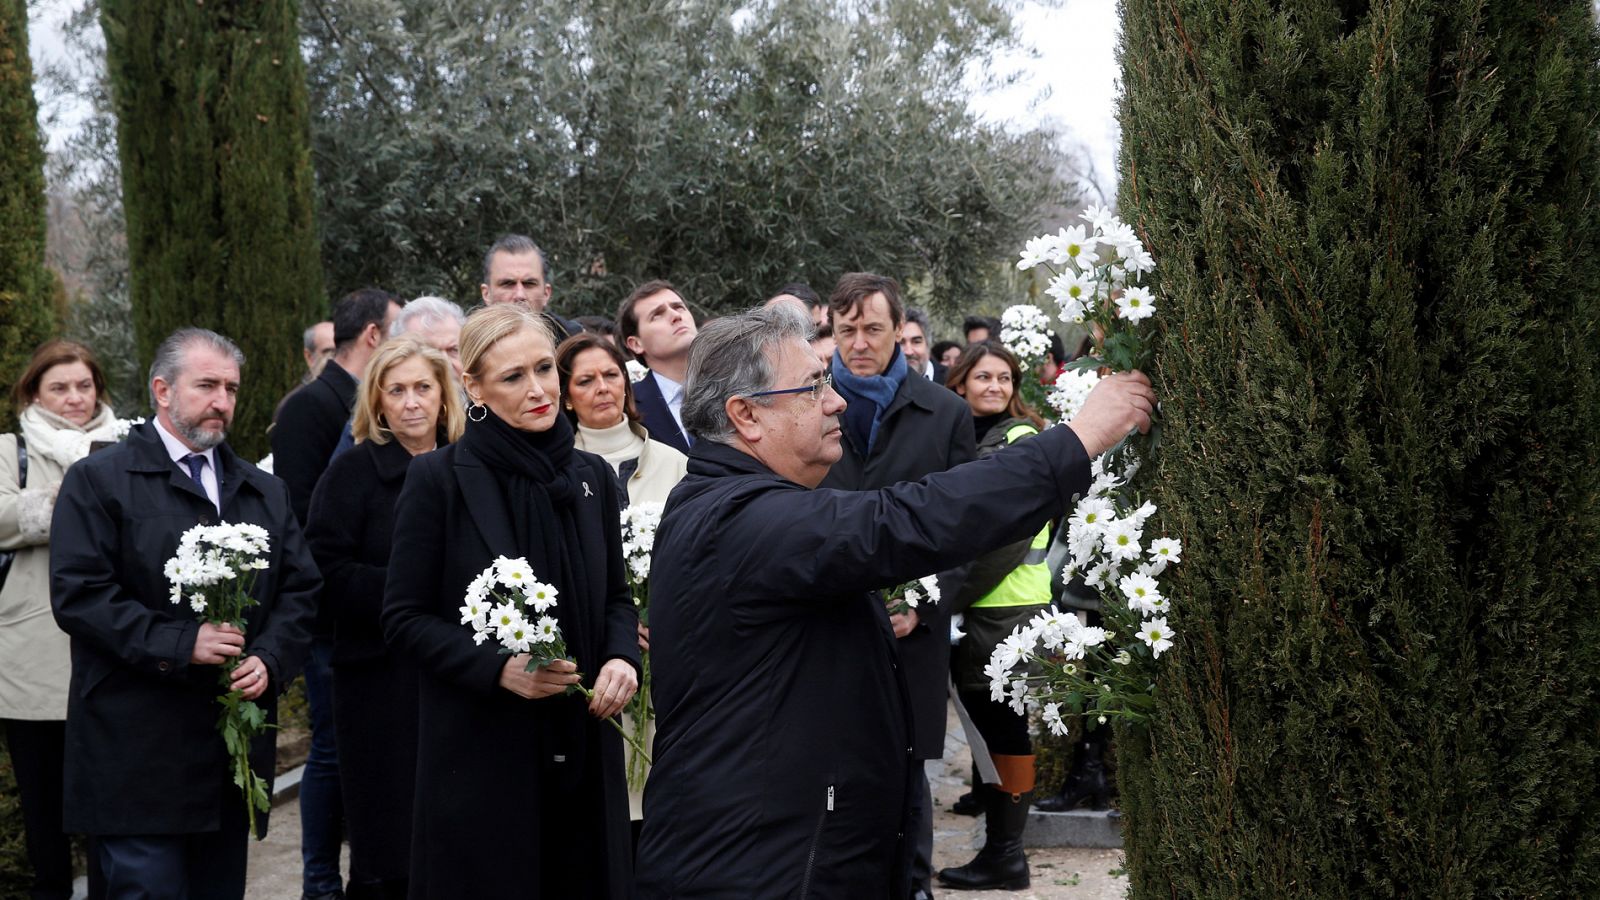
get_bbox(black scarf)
[459,407,597,780]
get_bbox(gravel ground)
[244,712,1129,898]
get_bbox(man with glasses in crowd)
[635,302,1155,898]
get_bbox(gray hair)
[302,323,321,353]
[481,234,548,286]
[682,302,812,446]
[904,306,931,334]
[148,328,246,406]
[391,295,467,337]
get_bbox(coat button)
[158,661,170,672]
[199,515,211,525]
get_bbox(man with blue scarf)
[820,273,976,900]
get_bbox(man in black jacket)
[269,286,397,900]
[478,233,581,343]
[820,274,974,898]
[635,303,1154,898]
[50,328,321,899]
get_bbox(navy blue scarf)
[831,347,908,456]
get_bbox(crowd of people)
[0,232,1156,900]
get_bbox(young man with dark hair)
[617,280,698,453]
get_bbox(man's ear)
[151,377,171,411]
[725,396,763,443]
[625,335,646,360]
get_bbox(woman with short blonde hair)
[383,304,641,897]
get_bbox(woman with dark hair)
[939,343,1052,892]
[2,340,115,900]
[305,338,463,899]
[382,306,640,898]
[556,332,687,508]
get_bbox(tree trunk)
[1118,1,1600,895]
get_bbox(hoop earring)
[467,402,487,423]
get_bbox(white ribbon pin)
[582,481,593,498]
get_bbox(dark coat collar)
[316,360,360,410]
[365,435,426,484]
[450,442,518,561]
[122,420,270,509]
[685,440,785,481]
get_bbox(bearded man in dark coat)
[636,303,1154,898]
[50,328,320,899]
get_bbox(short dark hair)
[574,315,619,339]
[812,321,833,340]
[770,282,822,309]
[1045,332,1066,364]
[555,331,641,427]
[333,288,400,350]
[931,339,961,362]
[481,234,548,286]
[615,279,679,349]
[829,273,903,327]
[963,315,999,341]
[12,340,109,414]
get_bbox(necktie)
[183,453,206,485]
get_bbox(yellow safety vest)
[971,423,1052,609]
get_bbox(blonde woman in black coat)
[306,338,463,899]
[382,306,640,898]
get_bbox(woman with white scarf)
[2,340,119,900]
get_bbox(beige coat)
[0,404,119,720]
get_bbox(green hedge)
[1117,1,1600,896]
[101,0,324,459]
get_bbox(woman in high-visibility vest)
[939,343,1053,892]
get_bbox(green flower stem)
[576,685,653,765]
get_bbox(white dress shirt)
[153,417,220,513]
[651,370,690,443]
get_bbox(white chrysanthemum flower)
[489,602,522,633]
[526,581,559,613]
[626,359,649,383]
[1008,679,1030,716]
[1113,650,1133,666]
[1145,594,1171,614]
[900,586,922,609]
[984,658,1011,702]
[1119,572,1163,615]
[1138,617,1175,657]
[1046,270,1098,322]
[501,620,534,654]
[534,616,561,644]
[1069,497,1115,534]
[1041,702,1069,737]
[472,630,490,646]
[1017,233,1059,271]
[1080,203,1117,232]
[1123,244,1156,277]
[1049,368,1100,421]
[1030,607,1076,651]
[459,597,492,628]
[495,556,535,589]
[1000,305,1052,361]
[917,575,941,606]
[1128,500,1158,528]
[1115,286,1157,322]
[995,626,1037,670]
[1149,537,1183,565]
[1053,225,1100,270]
[1101,518,1144,563]
[190,596,207,613]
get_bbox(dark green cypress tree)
[101,0,323,457]
[0,0,57,433]
[1116,1,1600,895]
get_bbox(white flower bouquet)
[884,574,941,617]
[460,556,650,762]
[618,503,662,789]
[989,206,1180,731]
[163,522,275,838]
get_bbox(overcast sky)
[27,0,1123,198]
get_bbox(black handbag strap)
[13,433,24,489]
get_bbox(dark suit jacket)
[49,422,320,835]
[819,372,976,759]
[633,371,691,454]
[929,360,949,388]
[271,361,358,526]
[381,441,639,898]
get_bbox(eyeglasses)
[743,371,833,403]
